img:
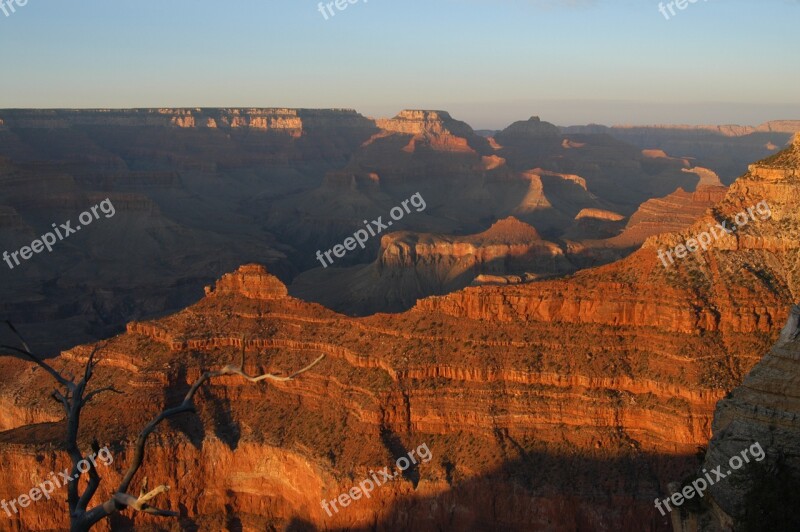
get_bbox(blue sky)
[0,0,798,128]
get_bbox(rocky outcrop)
[290,217,573,315]
[566,121,800,138]
[495,116,560,145]
[532,168,589,190]
[207,264,289,300]
[1,115,799,531]
[0,108,373,138]
[0,196,796,532]
[666,305,800,531]
[603,183,727,248]
[706,304,800,505]
[747,165,798,180]
[0,357,63,432]
[756,120,800,134]
[0,259,736,530]
[747,138,800,179]
[512,171,552,213]
[376,217,565,273]
[376,110,488,153]
[420,142,800,334]
[683,166,724,188]
[575,208,625,222]
[561,123,797,183]
[511,168,609,235]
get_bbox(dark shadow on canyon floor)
[309,450,693,532]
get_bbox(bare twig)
[221,353,326,383]
[137,484,169,505]
[82,386,125,406]
[112,488,177,517]
[1,321,72,388]
[116,352,325,495]
[0,321,326,531]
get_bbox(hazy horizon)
[0,104,797,132]
[1,0,798,128]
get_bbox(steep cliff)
[1,139,798,530]
[0,108,371,136]
[667,305,800,532]
[0,262,727,530]
[1,119,799,532]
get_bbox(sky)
[0,0,798,129]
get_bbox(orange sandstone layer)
[0,143,799,530]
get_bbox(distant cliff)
[0,108,372,136]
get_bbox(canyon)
[3,2,797,531]
[0,127,798,530]
[560,121,800,183]
[1,108,731,351]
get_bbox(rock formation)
[0,138,799,530]
[0,108,376,136]
[494,116,560,145]
[290,217,573,315]
[0,109,385,351]
[0,107,788,356]
[375,110,489,154]
[779,304,800,345]
[562,123,798,182]
[575,208,625,222]
[668,304,800,531]
[602,181,728,248]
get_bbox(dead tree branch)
[1,323,325,531]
